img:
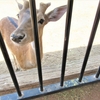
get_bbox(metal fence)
[0,0,100,99]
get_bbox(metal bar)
[96,66,100,78]
[1,74,100,100]
[29,0,43,91]
[0,33,22,97]
[79,1,100,82]
[60,0,74,86]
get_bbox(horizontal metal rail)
[0,74,100,100]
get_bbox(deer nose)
[11,34,25,43]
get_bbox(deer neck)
[31,28,43,59]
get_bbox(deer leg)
[12,55,20,71]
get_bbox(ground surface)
[33,82,100,100]
[0,0,100,100]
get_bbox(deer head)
[10,0,67,45]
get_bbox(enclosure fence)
[0,0,100,99]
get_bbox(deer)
[0,0,67,70]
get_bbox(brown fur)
[0,17,36,70]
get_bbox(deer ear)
[18,3,23,10]
[15,0,23,10]
[47,5,67,22]
[17,0,29,10]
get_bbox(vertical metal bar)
[60,0,74,86]
[0,33,22,97]
[96,66,100,78]
[29,0,43,91]
[79,1,100,82]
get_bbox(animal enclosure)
[0,0,100,99]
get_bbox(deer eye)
[38,19,44,24]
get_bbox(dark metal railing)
[29,0,43,92]
[0,33,22,97]
[0,0,100,100]
[60,0,74,87]
[79,0,100,82]
[96,66,100,78]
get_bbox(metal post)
[96,66,100,78]
[60,0,74,86]
[29,0,43,91]
[79,1,100,82]
[0,33,22,97]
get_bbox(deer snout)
[10,33,25,43]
